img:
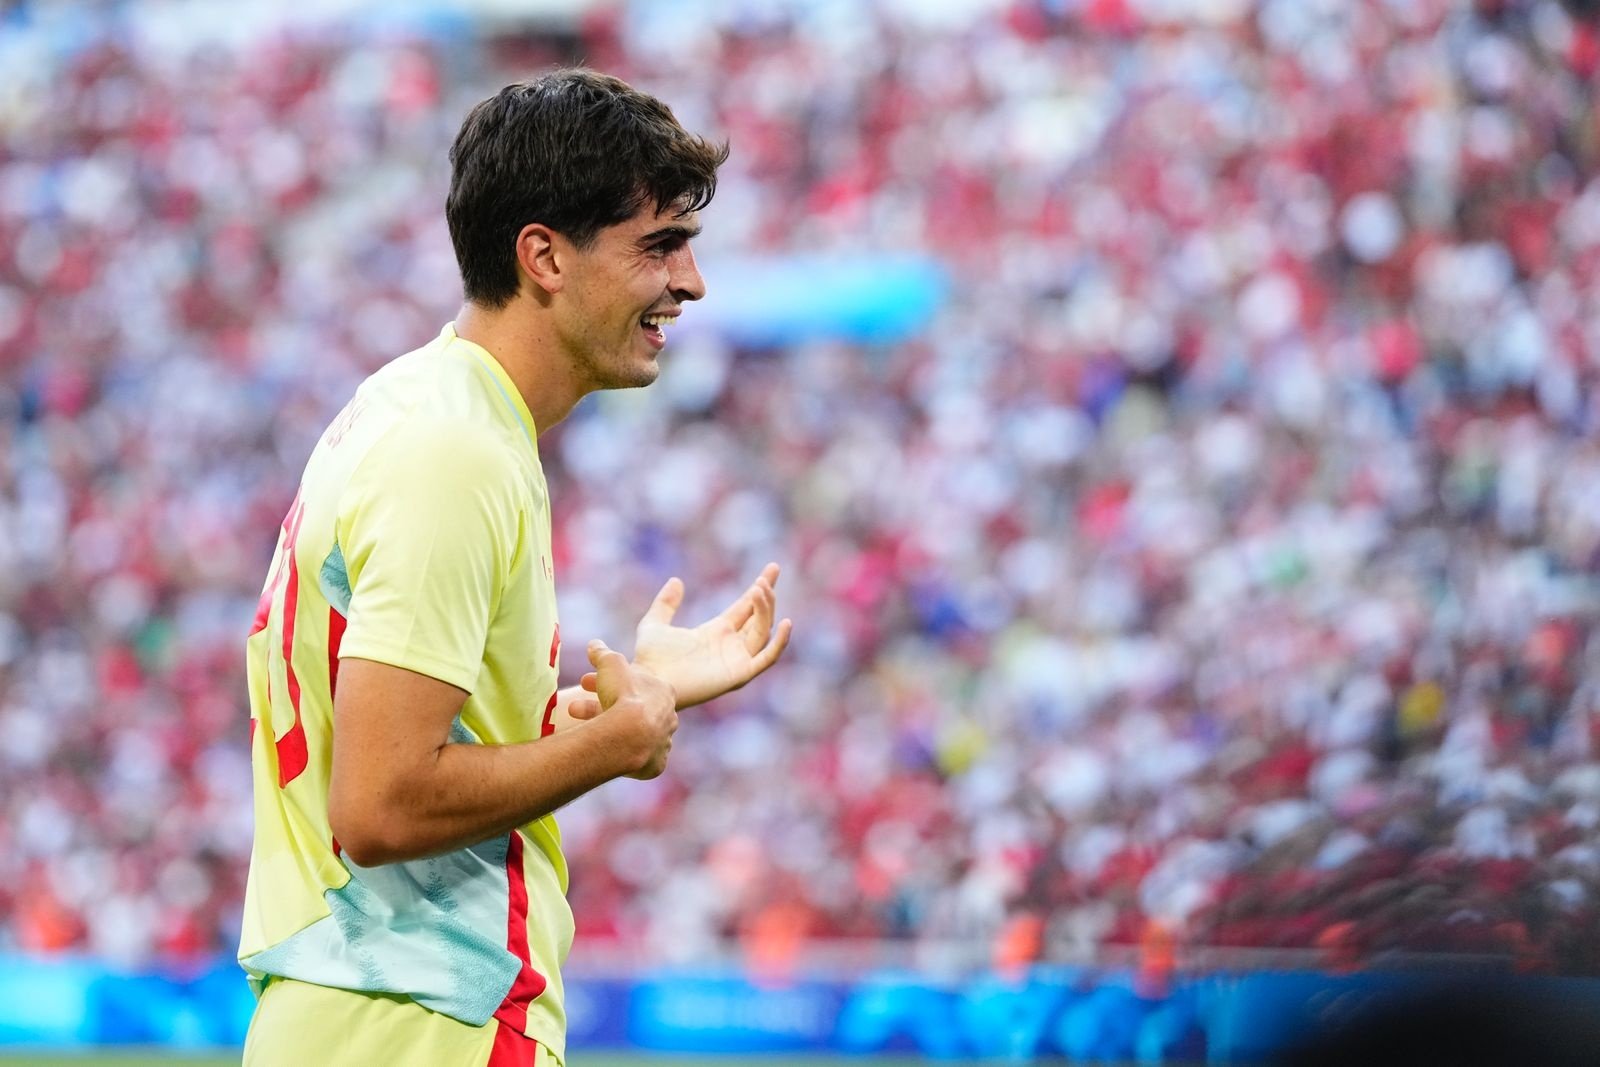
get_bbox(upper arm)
[325,420,523,853]
[335,419,525,692]
[328,656,467,854]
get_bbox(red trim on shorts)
[493,831,547,1034]
[487,1018,541,1066]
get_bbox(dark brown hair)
[447,68,729,308]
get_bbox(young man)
[239,70,791,1066]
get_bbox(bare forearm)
[336,713,637,865]
[330,651,676,867]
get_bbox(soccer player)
[238,70,791,1066]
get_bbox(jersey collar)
[441,322,540,454]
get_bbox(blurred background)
[3,0,1600,1061]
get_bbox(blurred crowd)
[3,0,1600,979]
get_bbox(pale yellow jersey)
[239,323,570,1058]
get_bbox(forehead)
[611,200,702,239]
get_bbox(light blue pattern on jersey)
[240,831,520,1025]
[318,541,352,616]
[247,539,522,1025]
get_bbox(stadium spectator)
[1,0,1599,978]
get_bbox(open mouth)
[640,312,675,347]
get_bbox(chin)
[609,358,660,390]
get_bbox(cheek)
[639,262,671,297]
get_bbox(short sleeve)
[335,417,526,693]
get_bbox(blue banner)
[695,255,949,347]
[3,954,1599,1063]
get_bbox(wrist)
[630,660,681,709]
[583,707,654,777]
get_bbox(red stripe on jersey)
[249,567,278,637]
[540,624,560,738]
[327,605,348,702]
[492,831,547,1033]
[487,1019,540,1066]
[249,594,271,638]
[275,501,309,788]
[539,691,558,739]
[249,490,302,637]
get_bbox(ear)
[515,223,564,295]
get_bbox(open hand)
[593,563,793,709]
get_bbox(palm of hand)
[635,616,755,709]
[631,565,792,709]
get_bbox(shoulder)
[348,413,535,519]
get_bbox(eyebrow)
[636,223,702,247]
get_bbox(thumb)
[587,639,628,708]
[567,695,604,721]
[642,577,685,626]
[588,639,623,670]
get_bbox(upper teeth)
[642,314,673,327]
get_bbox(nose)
[669,244,706,303]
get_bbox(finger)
[757,575,777,624]
[760,561,781,589]
[741,581,777,652]
[588,640,631,709]
[746,617,793,678]
[643,577,685,626]
[567,696,604,721]
[587,639,627,672]
[580,672,598,692]
[722,581,763,630]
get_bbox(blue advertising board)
[3,953,1599,1063]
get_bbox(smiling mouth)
[640,312,676,346]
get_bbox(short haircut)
[447,68,729,308]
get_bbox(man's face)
[554,202,706,391]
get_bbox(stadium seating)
[1,0,1598,980]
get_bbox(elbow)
[335,830,403,869]
[329,791,409,867]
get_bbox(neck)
[453,300,587,434]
